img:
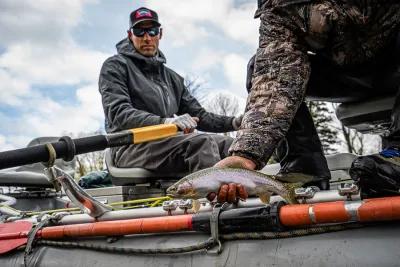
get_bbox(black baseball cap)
[129,7,161,28]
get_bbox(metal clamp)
[294,186,319,203]
[207,202,229,255]
[162,200,178,215]
[178,199,193,214]
[338,183,359,200]
[44,166,61,192]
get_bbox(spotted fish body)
[166,167,298,204]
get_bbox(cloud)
[16,84,103,137]
[0,69,31,106]
[0,42,109,86]
[0,0,94,45]
[222,53,248,90]
[191,48,226,72]
[0,0,106,150]
[147,0,258,47]
[0,135,16,151]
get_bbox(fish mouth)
[168,188,198,199]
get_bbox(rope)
[42,143,57,168]
[36,237,216,255]
[22,196,171,216]
[33,223,364,255]
[221,223,364,240]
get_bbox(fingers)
[217,184,228,203]
[237,184,248,200]
[215,184,247,203]
[206,192,217,202]
[180,114,192,130]
[227,183,237,203]
[181,114,197,131]
[186,115,198,129]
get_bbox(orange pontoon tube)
[279,196,400,227]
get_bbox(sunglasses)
[131,27,160,37]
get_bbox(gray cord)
[33,224,364,255]
[37,237,215,255]
[221,223,364,240]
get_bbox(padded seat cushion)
[105,149,187,185]
[336,96,395,134]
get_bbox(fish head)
[166,179,199,199]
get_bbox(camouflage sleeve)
[229,8,311,169]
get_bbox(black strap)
[24,216,50,267]
[208,202,229,254]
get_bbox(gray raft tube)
[0,194,19,216]
[15,189,360,225]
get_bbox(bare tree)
[75,148,105,177]
[331,103,366,155]
[65,130,106,178]
[306,101,339,155]
[206,93,240,137]
[207,93,239,117]
[341,124,365,155]
[184,75,206,104]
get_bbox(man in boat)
[99,7,242,174]
[214,0,400,202]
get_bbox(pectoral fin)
[192,199,201,213]
[258,192,272,204]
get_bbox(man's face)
[130,21,161,57]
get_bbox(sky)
[0,0,260,151]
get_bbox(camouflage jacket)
[229,0,400,168]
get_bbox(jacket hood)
[116,38,166,65]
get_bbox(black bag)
[349,155,400,198]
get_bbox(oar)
[0,206,272,254]
[0,124,178,170]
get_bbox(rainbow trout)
[166,167,299,204]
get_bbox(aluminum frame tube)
[17,190,358,225]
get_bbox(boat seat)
[0,137,76,187]
[105,148,187,186]
[260,153,357,187]
[335,95,395,134]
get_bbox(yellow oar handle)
[129,124,178,144]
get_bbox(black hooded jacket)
[99,38,235,133]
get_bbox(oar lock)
[162,199,194,215]
[294,186,319,203]
[337,183,359,200]
[294,183,360,203]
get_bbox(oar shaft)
[41,215,193,239]
[0,135,108,170]
[0,231,29,240]
[0,124,178,170]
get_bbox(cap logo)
[135,9,152,19]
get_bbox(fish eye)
[167,186,176,192]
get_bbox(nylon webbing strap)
[208,202,229,254]
[24,217,50,267]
